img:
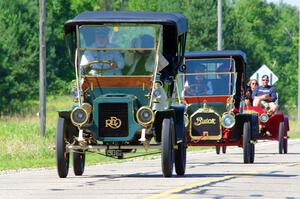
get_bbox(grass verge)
[287,120,300,139]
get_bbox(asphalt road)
[1,139,300,199]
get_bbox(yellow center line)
[144,162,300,199]
[144,175,235,199]
[294,163,300,167]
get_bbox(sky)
[268,0,300,8]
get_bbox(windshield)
[179,58,236,97]
[78,24,162,76]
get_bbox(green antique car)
[56,11,188,178]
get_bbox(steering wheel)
[81,60,117,75]
[186,84,207,96]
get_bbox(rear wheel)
[216,146,220,154]
[243,122,251,164]
[283,117,289,153]
[283,133,288,154]
[161,118,174,177]
[222,146,227,154]
[174,134,186,176]
[73,150,85,176]
[56,117,70,178]
[278,122,284,154]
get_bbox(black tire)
[243,122,251,164]
[283,118,289,154]
[249,115,257,163]
[222,146,227,154]
[174,135,186,176]
[216,146,220,154]
[250,143,255,163]
[161,118,174,177]
[283,132,288,154]
[73,150,85,176]
[117,154,124,159]
[278,122,284,154]
[56,117,70,178]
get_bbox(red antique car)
[244,105,289,154]
[178,51,259,163]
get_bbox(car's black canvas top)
[64,11,188,35]
[185,50,247,63]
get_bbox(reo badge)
[194,117,216,126]
[105,117,122,129]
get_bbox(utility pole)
[217,0,222,51]
[298,9,300,123]
[39,0,46,136]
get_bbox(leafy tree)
[0,0,298,115]
[0,0,39,113]
[224,0,298,110]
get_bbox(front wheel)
[243,122,252,164]
[161,118,174,177]
[73,150,85,176]
[278,122,284,154]
[250,143,255,163]
[174,135,186,176]
[56,117,70,178]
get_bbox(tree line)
[0,0,298,115]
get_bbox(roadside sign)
[250,64,278,85]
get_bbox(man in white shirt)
[80,27,124,75]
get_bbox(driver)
[80,26,124,75]
[183,63,213,96]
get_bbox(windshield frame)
[179,58,237,98]
[79,24,158,51]
[76,24,163,77]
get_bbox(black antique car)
[177,50,259,163]
[56,11,188,178]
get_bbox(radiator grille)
[99,103,128,137]
[191,112,220,137]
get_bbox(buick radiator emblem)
[105,117,122,129]
[194,117,216,126]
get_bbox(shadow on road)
[71,172,297,179]
[188,161,300,166]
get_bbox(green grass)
[0,96,70,170]
[287,120,300,139]
[1,95,299,171]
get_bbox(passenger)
[215,62,233,95]
[124,34,168,75]
[80,26,124,75]
[245,79,258,106]
[252,75,278,113]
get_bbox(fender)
[57,110,72,120]
[153,109,175,143]
[235,113,257,140]
[171,105,185,142]
[250,114,258,141]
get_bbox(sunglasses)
[251,82,257,85]
[262,79,269,81]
